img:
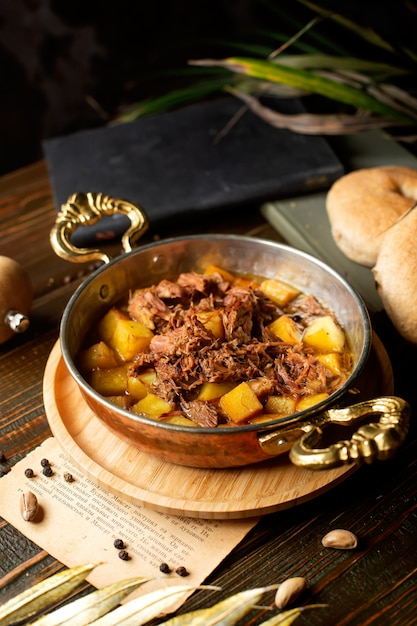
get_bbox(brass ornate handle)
[50,192,149,264]
[289,396,410,469]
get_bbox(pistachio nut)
[321,529,358,550]
[275,576,306,609]
[20,491,38,522]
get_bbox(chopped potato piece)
[78,341,119,371]
[107,395,131,410]
[197,381,236,401]
[98,307,129,343]
[133,393,173,418]
[90,364,129,396]
[317,352,343,376]
[204,264,235,282]
[264,395,297,415]
[298,392,329,411]
[127,373,148,400]
[138,369,158,386]
[219,381,263,423]
[196,311,225,339]
[268,315,302,344]
[110,319,154,361]
[251,413,286,424]
[303,316,345,353]
[260,279,300,306]
[232,276,261,290]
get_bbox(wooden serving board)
[43,337,393,519]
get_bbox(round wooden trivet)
[43,336,393,519]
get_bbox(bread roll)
[373,206,417,343]
[326,166,417,267]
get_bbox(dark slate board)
[43,97,343,245]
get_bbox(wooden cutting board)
[43,336,393,519]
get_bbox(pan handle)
[258,396,410,470]
[50,192,149,264]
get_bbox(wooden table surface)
[1,160,417,625]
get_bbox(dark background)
[1,0,417,177]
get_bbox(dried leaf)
[27,577,151,626]
[0,563,98,626]
[190,57,415,124]
[89,585,208,626]
[160,585,277,625]
[259,604,328,625]
[225,87,396,135]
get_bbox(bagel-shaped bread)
[373,206,417,343]
[326,166,417,267]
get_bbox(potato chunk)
[90,364,129,396]
[133,393,173,418]
[196,311,225,339]
[204,264,235,282]
[303,316,345,353]
[260,279,300,306]
[317,352,343,376]
[264,395,297,415]
[110,319,154,361]
[219,381,263,423]
[298,392,329,411]
[78,341,119,371]
[127,373,148,400]
[268,315,302,344]
[197,381,236,401]
[98,307,129,343]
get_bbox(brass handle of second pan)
[50,192,149,264]
[289,396,410,470]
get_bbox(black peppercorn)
[118,550,130,561]
[114,538,125,550]
[63,472,74,482]
[40,458,50,467]
[42,465,53,477]
[175,566,189,577]
[159,562,172,574]
[24,468,34,478]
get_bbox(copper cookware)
[50,193,410,469]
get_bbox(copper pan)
[50,193,410,469]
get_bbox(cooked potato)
[78,341,119,371]
[298,392,329,411]
[317,352,343,376]
[133,393,173,418]
[110,319,154,361]
[98,307,129,343]
[196,310,225,339]
[264,395,297,415]
[127,373,148,400]
[89,364,129,396]
[303,316,345,353]
[219,381,263,423]
[203,264,235,282]
[197,381,236,401]
[268,315,302,344]
[260,278,300,306]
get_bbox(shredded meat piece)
[126,271,350,427]
[181,399,220,427]
[285,294,333,326]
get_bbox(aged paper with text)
[0,437,259,610]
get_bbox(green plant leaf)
[190,57,416,123]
